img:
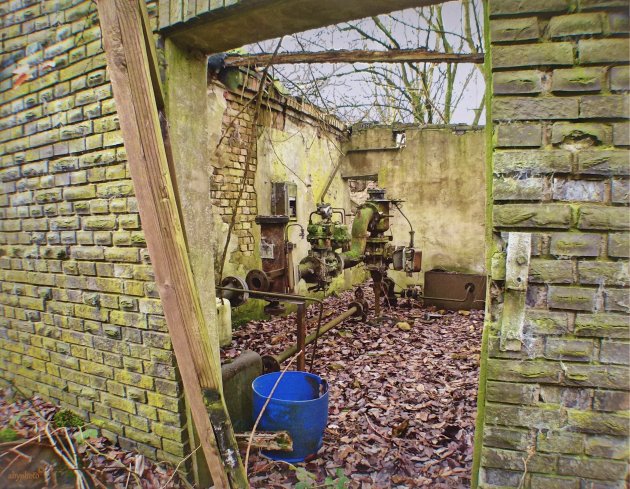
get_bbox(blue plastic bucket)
[252,371,329,463]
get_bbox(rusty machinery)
[217,188,422,371]
[299,188,422,316]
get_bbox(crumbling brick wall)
[479,1,629,487]
[212,83,259,259]
[0,1,189,464]
[210,73,346,274]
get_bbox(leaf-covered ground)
[222,285,484,488]
[0,393,186,489]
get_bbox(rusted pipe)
[269,305,359,367]
[216,286,323,305]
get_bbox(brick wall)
[212,82,259,259]
[210,73,346,273]
[0,0,189,464]
[479,0,629,487]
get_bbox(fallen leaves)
[0,393,187,489]
[224,284,484,488]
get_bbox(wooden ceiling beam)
[224,48,484,67]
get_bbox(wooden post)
[96,1,247,487]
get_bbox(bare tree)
[244,0,484,125]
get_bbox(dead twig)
[83,438,143,489]
[158,445,201,489]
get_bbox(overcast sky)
[244,1,485,125]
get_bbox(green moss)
[53,409,85,428]
[0,428,18,442]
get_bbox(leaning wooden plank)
[224,48,485,67]
[96,1,246,487]
[137,0,165,110]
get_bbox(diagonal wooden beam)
[224,48,485,67]
[96,1,247,487]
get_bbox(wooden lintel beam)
[96,1,246,487]
[224,48,484,67]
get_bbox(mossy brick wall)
[212,85,258,258]
[0,0,191,464]
[480,1,629,488]
[209,74,346,273]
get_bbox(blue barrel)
[252,371,329,463]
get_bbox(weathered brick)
[493,97,579,121]
[600,340,630,365]
[580,95,630,119]
[80,359,113,379]
[486,381,539,405]
[578,150,629,176]
[487,358,562,383]
[575,313,629,338]
[604,288,629,312]
[83,216,116,231]
[96,181,134,198]
[493,150,571,174]
[608,233,629,258]
[558,455,627,480]
[489,0,571,16]
[611,178,629,204]
[529,258,574,283]
[593,390,630,411]
[610,66,630,92]
[579,261,629,286]
[63,184,96,201]
[104,247,139,263]
[493,71,544,95]
[552,123,613,146]
[585,435,629,460]
[553,178,604,202]
[549,13,604,38]
[579,39,630,64]
[537,431,584,454]
[578,206,629,231]
[613,122,629,146]
[608,9,630,33]
[496,123,543,148]
[493,176,545,200]
[114,370,154,390]
[548,286,597,311]
[476,470,523,489]
[146,392,183,413]
[493,43,574,69]
[483,427,530,453]
[525,310,571,335]
[550,232,601,257]
[530,474,579,489]
[545,337,595,361]
[491,17,540,42]
[564,364,630,390]
[494,204,572,229]
[482,447,557,473]
[552,67,603,93]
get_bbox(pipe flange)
[220,276,249,307]
[246,269,271,292]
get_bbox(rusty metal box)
[423,270,486,311]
